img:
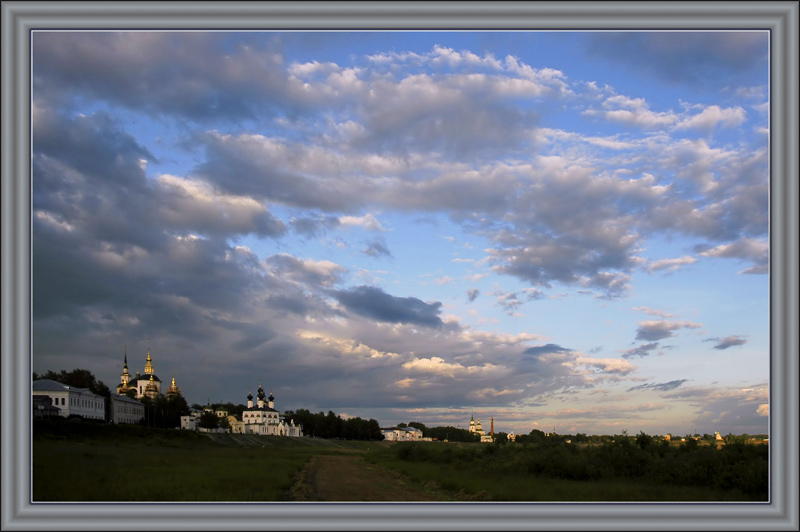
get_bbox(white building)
[229,385,302,437]
[380,426,423,441]
[180,415,198,430]
[108,394,144,424]
[32,379,106,421]
[468,413,494,443]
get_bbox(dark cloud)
[33,32,309,123]
[361,238,392,258]
[635,320,702,342]
[330,286,444,328]
[627,379,688,392]
[290,214,341,238]
[467,288,480,302]
[584,32,767,88]
[705,335,748,350]
[523,344,573,357]
[620,342,663,359]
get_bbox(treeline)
[284,409,383,441]
[394,431,768,499]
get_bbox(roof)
[33,379,104,398]
[32,379,88,393]
[110,394,143,405]
[126,375,161,385]
[244,406,278,412]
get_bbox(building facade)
[32,379,106,421]
[108,393,145,424]
[380,426,427,441]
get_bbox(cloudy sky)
[31,31,770,437]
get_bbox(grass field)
[32,419,390,501]
[32,420,766,502]
[365,448,755,502]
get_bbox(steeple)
[119,346,131,387]
[144,348,154,375]
[167,372,182,397]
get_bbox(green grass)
[32,419,388,502]
[364,443,761,502]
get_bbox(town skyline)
[32,30,770,437]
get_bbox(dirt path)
[289,453,452,501]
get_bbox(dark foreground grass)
[365,444,762,502]
[32,419,387,502]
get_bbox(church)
[116,349,182,400]
[229,384,302,437]
[469,413,494,443]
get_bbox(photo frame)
[2,2,797,530]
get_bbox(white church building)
[229,385,302,437]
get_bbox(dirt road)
[289,453,452,501]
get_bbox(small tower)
[167,373,182,397]
[144,349,154,375]
[144,374,159,399]
[257,383,265,408]
[247,389,253,409]
[268,389,275,410]
[490,416,494,437]
[120,347,131,387]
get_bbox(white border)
[2,2,797,530]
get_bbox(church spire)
[144,348,154,375]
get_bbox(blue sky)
[31,30,769,436]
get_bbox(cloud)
[523,344,573,357]
[330,285,444,328]
[705,335,748,350]
[265,254,347,287]
[627,379,688,392]
[584,32,768,88]
[361,238,393,258]
[632,307,675,318]
[620,342,665,359]
[698,238,768,274]
[664,383,769,435]
[466,288,480,302]
[289,214,341,238]
[646,255,697,274]
[339,213,385,231]
[635,320,702,342]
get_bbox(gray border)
[2,2,797,530]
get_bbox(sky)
[30,30,770,437]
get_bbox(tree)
[34,368,111,398]
[198,410,220,429]
[408,421,427,434]
[635,430,653,450]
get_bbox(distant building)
[380,426,424,441]
[116,349,183,401]
[468,413,494,443]
[32,395,60,418]
[229,385,302,437]
[107,394,145,424]
[180,415,198,431]
[32,379,106,421]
